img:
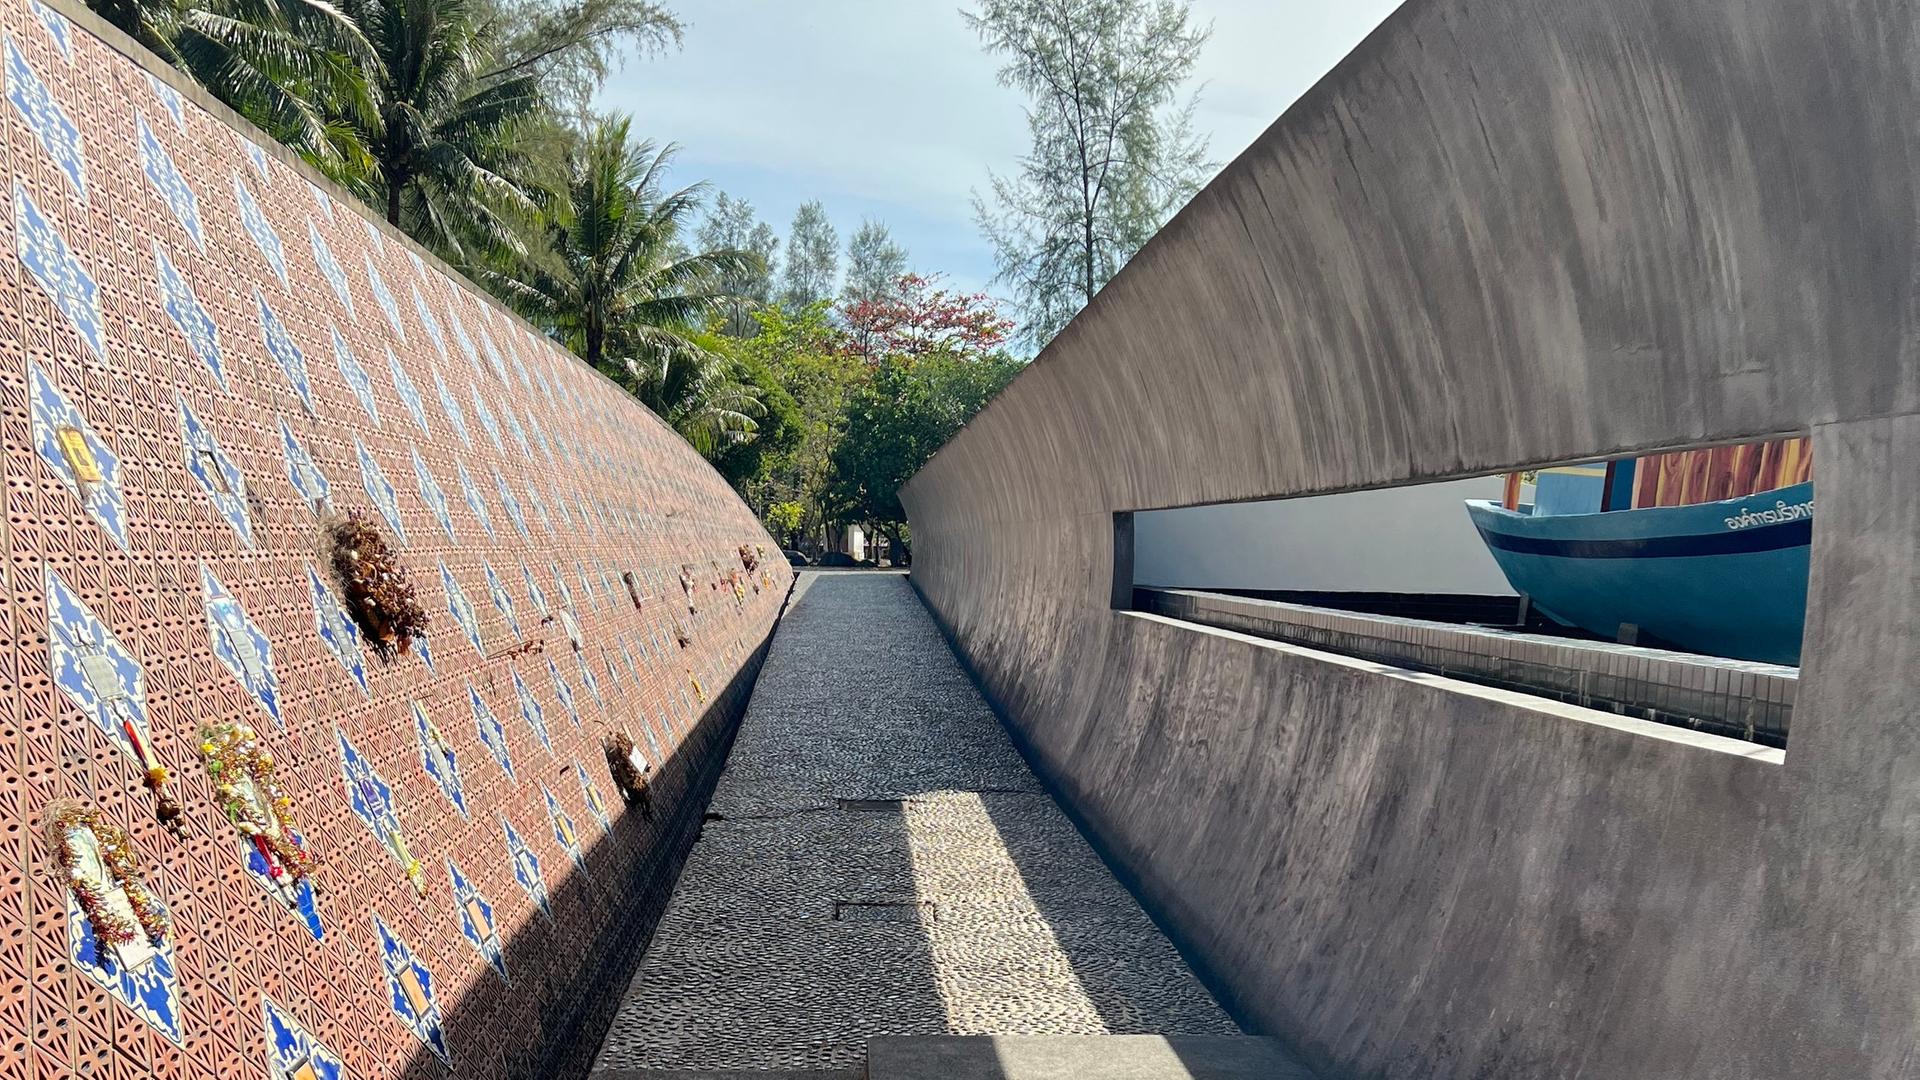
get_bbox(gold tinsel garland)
[44,801,171,951]
[198,721,314,885]
[325,512,430,663]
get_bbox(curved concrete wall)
[903,1,1920,1077]
[0,4,791,1078]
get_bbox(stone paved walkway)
[591,571,1240,1077]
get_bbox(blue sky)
[596,0,1404,301]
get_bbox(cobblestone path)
[591,571,1239,1077]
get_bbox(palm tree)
[492,115,766,453]
[86,0,377,178]
[347,0,539,258]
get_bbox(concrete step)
[867,1035,1319,1080]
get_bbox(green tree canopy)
[491,115,765,451]
[349,0,543,258]
[967,0,1212,346]
[828,349,1023,559]
[696,191,780,334]
[85,0,378,178]
[843,219,908,306]
[481,0,683,111]
[779,199,839,309]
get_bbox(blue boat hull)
[1465,482,1812,665]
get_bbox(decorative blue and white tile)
[484,560,519,637]
[331,327,378,425]
[526,412,555,466]
[237,133,271,182]
[549,564,574,611]
[405,247,426,280]
[575,648,603,708]
[494,471,529,540]
[542,785,587,874]
[447,857,507,981]
[478,324,507,383]
[389,348,429,435]
[575,761,613,835]
[7,36,84,199]
[372,915,451,1068]
[415,627,435,673]
[364,253,404,339]
[447,303,481,374]
[412,449,453,541]
[548,660,580,728]
[523,482,552,535]
[502,407,531,460]
[532,366,555,408]
[28,361,126,546]
[337,727,411,871]
[308,565,368,694]
[453,459,493,537]
[576,492,596,536]
[410,284,447,361]
[30,0,71,61]
[68,891,184,1044]
[233,174,287,288]
[468,386,503,451]
[576,563,598,613]
[521,566,549,619]
[470,684,512,779]
[441,563,483,655]
[512,669,551,753]
[146,72,183,127]
[621,640,642,683]
[202,564,280,723]
[413,699,466,816]
[45,566,151,760]
[153,242,223,386]
[136,114,199,246]
[309,221,354,319]
[307,180,332,220]
[432,368,470,445]
[602,648,620,689]
[263,996,344,1080]
[179,399,251,544]
[257,291,312,412]
[15,183,102,359]
[361,215,383,253]
[354,438,406,543]
[502,816,550,919]
[278,418,331,515]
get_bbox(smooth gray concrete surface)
[1136,587,1797,744]
[868,1035,1317,1080]
[1133,478,1513,594]
[590,572,1255,1077]
[901,1,1920,1077]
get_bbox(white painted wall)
[1133,476,1517,594]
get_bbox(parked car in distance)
[817,551,857,568]
[783,549,809,567]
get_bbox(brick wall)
[0,2,791,1077]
